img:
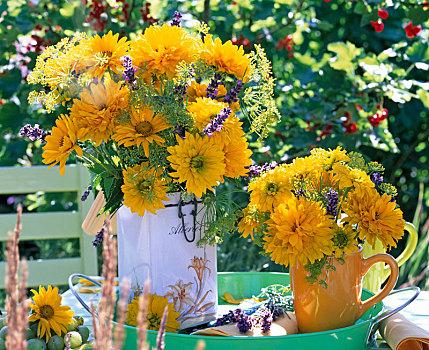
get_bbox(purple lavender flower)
[175,125,186,139]
[121,55,137,90]
[246,161,278,178]
[81,185,92,202]
[323,188,339,217]
[19,124,50,143]
[224,79,243,104]
[206,73,223,99]
[92,227,104,247]
[236,313,252,334]
[203,107,232,136]
[295,188,307,199]
[214,309,242,326]
[371,172,383,186]
[171,11,182,27]
[174,84,187,99]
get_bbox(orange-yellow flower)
[42,114,84,176]
[70,79,128,146]
[167,133,225,198]
[112,108,170,157]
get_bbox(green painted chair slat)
[1,212,82,240]
[0,258,84,287]
[0,164,98,288]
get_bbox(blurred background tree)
[0,0,427,290]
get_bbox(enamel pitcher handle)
[359,253,399,317]
[386,222,418,271]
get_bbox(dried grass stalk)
[137,280,151,350]
[155,306,168,350]
[113,278,130,350]
[5,204,29,350]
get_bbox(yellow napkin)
[379,313,429,350]
[191,312,298,337]
[82,191,117,235]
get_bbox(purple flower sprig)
[371,172,383,186]
[81,185,92,202]
[121,55,137,90]
[214,309,242,326]
[19,124,50,143]
[247,161,278,178]
[323,188,339,217]
[224,79,243,104]
[206,73,223,99]
[171,11,182,27]
[92,227,104,247]
[175,125,186,139]
[203,107,231,137]
[236,313,252,333]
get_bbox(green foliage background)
[0,0,428,290]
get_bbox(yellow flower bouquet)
[238,147,405,285]
[25,14,280,245]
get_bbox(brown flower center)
[138,180,151,194]
[266,182,278,195]
[334,232,348,248]
[148,313,161,329]
[39,305,54,320]
[59,136,65,148]
[191,156,204,169]
[135,121,154,137]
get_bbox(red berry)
[55,25,62,31]
[376,104,381,109]
[288,52,294,59]
[344,111,351,118]
[371,20,384,33]
[378,9,388,20]
[286,44,293,52]
[0,99,5,105]
[275,131,281,136]
[285,34,293,44]
[344,122,357,134]
[405,21,422,38]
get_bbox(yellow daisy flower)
[112,108,170,157]
[263,197,334,268]
[122,162,170,216]
[331,224,359,258]
[167,133,226,198]
[126,293,181,333]
[42,114,84,176]
[187,81,227,103]
[332,162,374,195]
[131,24,201,79]
[238,205,266,239]
[310,147,350,170]
[248,166,293,212]
[223,135,252,178]
[201,34,251,80]
[29,285,74,341]
[85,31,129,79]
[70,79,128,146]
[343,187,405,249]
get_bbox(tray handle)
[366,286,420,346]
[68,273,103,317]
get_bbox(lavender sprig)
[203,107,231,137]
[121,55,137,90]
[236,313,252,333]
[206,73,223,99]
[92,227,104,247]
[247,161,278,178]
[214,309,241,326]
[19,124,50,143]
[224,79,243,104]
[81,185,92,202]
[371,172,383,186]
[323,188,339,217]
[171,11,182,27]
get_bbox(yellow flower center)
[138,180,152,194]
[266,182,279,195]
[148,313,161,329]
[39,305,55,320]
[191,156,204,169]
[136,121,154,137]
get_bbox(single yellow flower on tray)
[29,285,74,341]
[126,293,180,333]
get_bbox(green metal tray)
[69,272,419,350]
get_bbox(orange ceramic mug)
[290,248,399,333]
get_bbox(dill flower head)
[331,224,359,258]
[310,147,350,170]
[238,205,266,239]
[70,79,128,146]
[201,34,251,80]
[263,197,334,268]
[29,285,74,341]
[126,293,181,333]
[167,132,226,198]
[248,166,293,212]
[42,114,84,176]
[112,108,170,157]
[85,31,129,79]
[122,162,170,216]
[343,187,405,249]
[131,23,201,79]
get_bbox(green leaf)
[417,89,429,109]
[360,10,378,26]
[0,102,25,130]
[0,69,22,99]
[354,1,368,15]
[406,42,429,63]
[327,41,362,73]
[407,7,429,26]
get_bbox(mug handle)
[358,253,399,318]
[386,222,418,270]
